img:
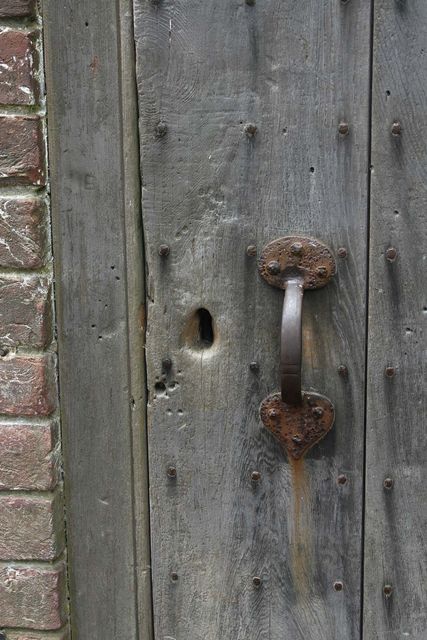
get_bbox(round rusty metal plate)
[258,236,336,290]
[260,391,334,460]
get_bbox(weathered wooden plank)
[134,0,371,637]
[364,2,427,638]
[43,1,152,638]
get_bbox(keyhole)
[182,307,215,350]
[197,308,214,347]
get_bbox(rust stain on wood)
[89,55,100,76]
[289,457,312,596]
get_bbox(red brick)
[0,198,48,269]
[0,1,36,18]
[0,563,66,630]
[0,492,64,561]
[0,30,40,106]
[0,422,59,491]
[0,117,45,187]
[0,276,52,348]
[0,354,57,417]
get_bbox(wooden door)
[133,0,426,638]
[134,1,370,638]
[45,0,425,637]
[364,1,426,637]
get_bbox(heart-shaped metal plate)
[260,391,334,460]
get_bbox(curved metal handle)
[281,278,304,405]
[258,236,336,459]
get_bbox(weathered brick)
[0,276,52,348]
[0,354,57,417]
[0,422,59,491]
[0,198,48,269]
[0,117,45,187]
[0,563,66,630]
[0,30,40,106]
[5,629,69,640]
[0,1,36,18]
[0,492,64,561]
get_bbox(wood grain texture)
[134,0,371,637]
[364,2,427,638]
[43,1,152,638]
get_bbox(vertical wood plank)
[134,0,371,637]
[43,1,152,637]
[364,2,427,638]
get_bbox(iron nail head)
[391,121,401,136]
[312,406,324,418]
[383,477,393,490]
[383,584,393,597]
[385,247,397,262]
[290,242,303,255]
[155,121,168,137]
[245,123,258,137]
[159,244,170,257]
[267,260,281,275]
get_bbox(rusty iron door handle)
[258,236,336,459]
[281,277,304,405]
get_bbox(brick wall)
[0,2,69,638]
